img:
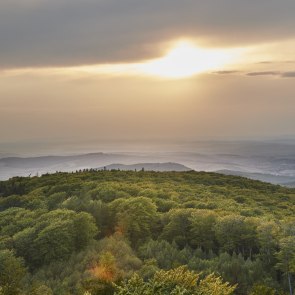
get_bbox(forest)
[0,170,294,295]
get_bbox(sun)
[138,41,241,79]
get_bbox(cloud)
[213,70,240,75]
[1,0,295,69]
[256,60,295,65]
[211,69,295,79]
[256,61,275,64]
[281,71,295,78]
[247,71,280,76]
[245,71,295,78]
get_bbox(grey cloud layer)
[247,71,295,78]
[281,71,295,77]
[246,71,280,76]
[1,0,295,69]
[213,69,295,78]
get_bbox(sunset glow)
[137,41,243,78]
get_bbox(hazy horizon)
[1,137,295,157]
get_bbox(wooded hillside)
[0,171,294,294]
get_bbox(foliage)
[115,266,235,295]
[0,250,26,295]
[0,170,294,294]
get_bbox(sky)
[1,0,295,147]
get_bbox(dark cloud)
[213,70,240,75]
[245,71,295,78]
[1,0,295,69]
[281,71,295,78]
[256,60,295,65]
[247,71,280,76]
[257,61,274,64]
[211,70,295,79]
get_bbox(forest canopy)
[0,170,294,295]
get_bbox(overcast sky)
[1,0,295,147]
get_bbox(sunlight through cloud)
[2,40,246,80]
[137,40,244,78]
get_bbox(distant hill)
[97,162,192,172]
[0,154,192,180]
[217,169,295,187]
[0,153,138,180]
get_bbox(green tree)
[257,221,279,266]
[0,250,26,295]
[198,273,236,295]
[111,197,158,247]
[215,252,266,294]
[276,236,295,295]
[27,283,53,295]
[47,192,67,210]
[115,266,235,295]
[82,278,115,295]
[249,284,276,295]
[189,210,217,251]
[33,220,75,265]
[139,239,180,269]
[73,212,98,250]
[161,209,194,248]
[214,215,258,256]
